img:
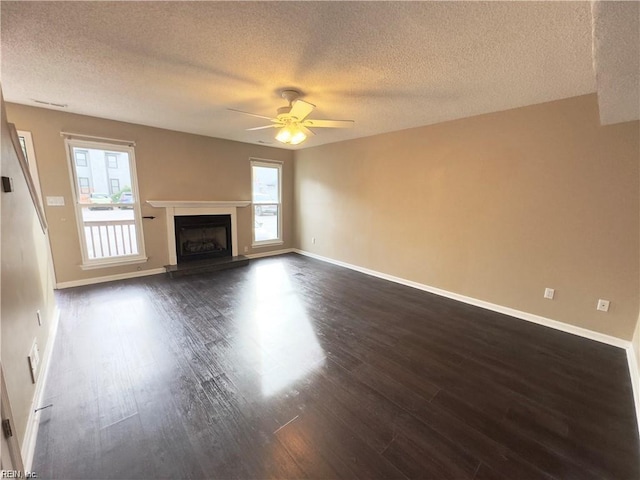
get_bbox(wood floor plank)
[381,413,479,480]
[351,362,555,480]
[274,402,407,479]
[503,398,639,479]
[32,254,639,479]
[430,389,611,480]
[318,359,482,478]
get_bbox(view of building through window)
[252,161,281,244]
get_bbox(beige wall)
[295,94,640,340]
[1,94,57,446]
[6,95,640,340]
[6,104,294,284]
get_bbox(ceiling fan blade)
[227,108,274,121]
[299,126,315,136]
[247,125,280,131]
[302,119,355,129]
[289,100,315,121]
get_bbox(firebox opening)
[174,214,232,263]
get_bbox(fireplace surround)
[147,200,250,265]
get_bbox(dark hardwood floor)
[34,253,639,479]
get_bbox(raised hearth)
[165,255,249,278]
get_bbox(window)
[17,131,43,206]
[106,153,118,169]
[75,150,88,166]
[66,138,146,268]
[79,177,90,194]
[17,130,48,235]
[251,159,282,246]
[19,136,28,162]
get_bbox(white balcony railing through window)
[83,219,138,259]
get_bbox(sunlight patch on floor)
[251,262,326,397]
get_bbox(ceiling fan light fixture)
[230,90,351,146]
[276,126,293,143]
[289,129,307,145]
[275,124,307,145]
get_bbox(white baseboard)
[628,340,640,435]
[245,248,294,259]
[56,267,166,289]
[22,306,61,470]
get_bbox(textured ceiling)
[0,1,621,149]
[592,1,640,126]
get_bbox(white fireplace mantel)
[147,200,250,265]
[147,200,250,209]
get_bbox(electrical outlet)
[244,246,249,253]
[312,237,316,244]
[596,299,610,312]
[36,309,42,326]
[28,340,40,383]
[544,288,555,300]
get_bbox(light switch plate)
[46,196,65,206]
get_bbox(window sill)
[251,240,284,249]
[80,256,148,270]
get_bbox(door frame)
[1,364,25,471]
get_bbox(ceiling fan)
[228,89,354,146]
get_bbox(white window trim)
[65,138,147,269]
[79,256,148,271]
[251,158,283,247]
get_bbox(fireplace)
[147,200,249,265]
[174,214,232,263]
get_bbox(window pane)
[106,153,118,169]
[79,177,90,194]
[75,150,88,166]
[19,136,28,162]
[251,161,281,245]
[80,207,138,259]
[252,166,279,202]
[254,205,279,242]
[73,147,132,204]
